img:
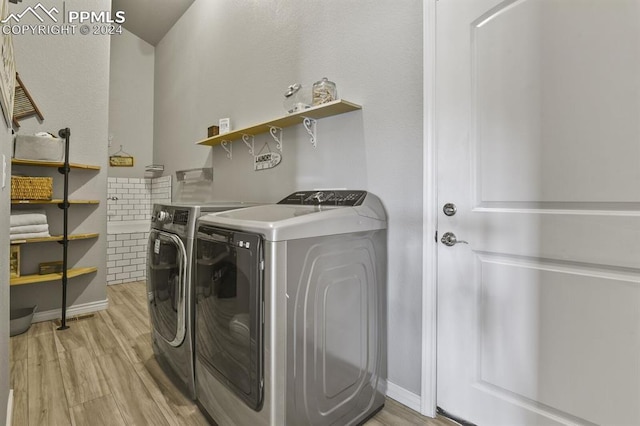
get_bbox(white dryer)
[194,190,387,425]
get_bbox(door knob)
[443,203,457,216]
[441,232,468,247]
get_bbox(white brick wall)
[106,175,171,285]
[107,177,153,221]
[151,175,171,206]
[106,231,149,285]
[107,176,172,221]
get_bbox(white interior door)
[436,1,640,425]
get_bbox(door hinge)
[434,230,438,243]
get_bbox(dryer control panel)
[278,190,367,206]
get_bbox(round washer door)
[147,229,188,347]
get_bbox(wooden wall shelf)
[196,99,362,147]
[12,199,100,205]
[10,128,99,328]
[11,158,100,170]
[11,233,99,245]
[10,267,98,286]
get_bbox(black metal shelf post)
[56,127,71,330]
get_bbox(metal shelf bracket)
[221,140,232,159]
[242,134,255,155]
[302,117,317,147]
[268,126,283,152]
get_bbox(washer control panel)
[172,209,190,226]
[278,190,367,206]
[151,207,189,226]
[154,209,171,223]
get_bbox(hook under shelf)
[302,117,317,148]
[268,126,283,152]
[242,134,255,155]
[221,140,232,159]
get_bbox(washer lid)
[197,192,386,241]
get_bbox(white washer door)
[147,229,188,347]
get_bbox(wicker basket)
[11,176,53,200]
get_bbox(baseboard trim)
[386,381,422,413]
[6,389,13,426]
[32,299,109,323]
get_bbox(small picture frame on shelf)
[38,260,63,275]
[219,118,231,134]
[10,245,19,278]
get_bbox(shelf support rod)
[302,117,317,147]
[241,134,255,155]
[221,140,232,159]
[269,126,283,152]
[57,127,70,330]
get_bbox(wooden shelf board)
[11,199,100,205]
[11,233,99,245]
[10,266,98,286]
[12,158,100,170]
[196,99,362,147]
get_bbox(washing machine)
[194,190,387,425]
[146,201,256,399]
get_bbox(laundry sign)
[109,145,134,167]
[109,156,134,167]
[254,152,281,171]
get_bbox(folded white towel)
[10,224,49,234]
[10,209,48,227]
[10,231,51,241]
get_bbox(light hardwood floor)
[9,281,454,426]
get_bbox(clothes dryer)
[147,202,255,399]
[194,190,387,425]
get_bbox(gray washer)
[194,190,387,425]
[147,201,257,399]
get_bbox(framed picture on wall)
[0,0,15,127]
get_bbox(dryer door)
[195,226,263,410]
[147,229,188,347]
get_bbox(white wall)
[108,28,154,178]
[0,92,14,426]
[154,0,424,394]
[9,0,110,313]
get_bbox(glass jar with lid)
[283,83,311,114]
[312,77,337,106]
